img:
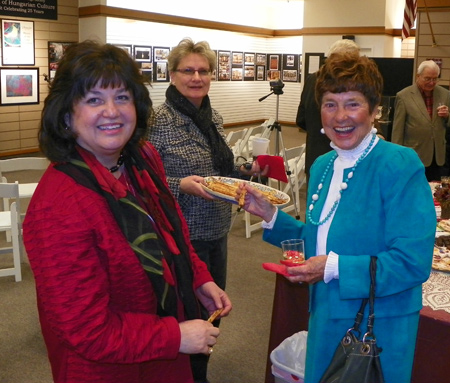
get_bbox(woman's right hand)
[236,183,277,223]
[179,175,215,200]
[179,319,220,355]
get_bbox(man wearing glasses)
[392,60,450,181]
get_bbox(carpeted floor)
[0,125,306,383]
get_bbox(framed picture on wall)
[232,67,243,81]
[232,51,243,66]
[256,65,265,81]
[48,41,75,79]
[0,67,39,106]
[218,51,231,81]
[133,45,152,62]
[244,65,255,81]
[256,53,266,66]
[113,44,132,56]
[154,47,170,62]
[1,19,35,65]
[155,61,168,82]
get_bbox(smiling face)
[170,53,211,108]
[68,83,136,168]
[321,91,377,151]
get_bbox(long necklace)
[108,153,124,173]
[307,134,376,226]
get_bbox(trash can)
[270,331,307,383]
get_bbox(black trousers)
[189,235,228,382]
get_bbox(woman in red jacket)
[23,40,231,383]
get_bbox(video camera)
[270,79,285,95]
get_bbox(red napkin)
[257,155,288,183]
[262,263,290,276]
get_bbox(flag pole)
[423,0,437,47]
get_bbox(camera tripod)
[258,79,300,220]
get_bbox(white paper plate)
[201,176,290,207]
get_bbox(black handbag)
[320,257,384,383]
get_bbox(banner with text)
[0,0,57,20]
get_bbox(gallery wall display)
[1,19,35,66]
[0,67,39,106]
[112,44,302,84]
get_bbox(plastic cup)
[281,239,305,266]
[252,137,270,157]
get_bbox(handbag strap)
[350,257,377,339]
[364,256,377,341]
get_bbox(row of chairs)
[0,157,50,282]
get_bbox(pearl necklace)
[307,133,376,226]
[108,153,124,173]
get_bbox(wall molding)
[79,5,405,38]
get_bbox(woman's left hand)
[195,281,232,319]
[284,255,328,284]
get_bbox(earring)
[320,128,325,134]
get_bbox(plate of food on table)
[433,234,450,272]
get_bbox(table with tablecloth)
[264,270,450,383]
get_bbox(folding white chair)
[226,128,248,158]
[0,157,49,219]
[0,181,22,282]
[279,145,306,216]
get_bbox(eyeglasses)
[422,77,439,83]
[175,68,211,77]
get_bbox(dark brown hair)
[39,40,152,162]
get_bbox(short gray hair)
[328,39,360,56]
[168,37,216,73]
[417,60,440,76]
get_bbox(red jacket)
[23,152,213,383]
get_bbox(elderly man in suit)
[392,60,450,181]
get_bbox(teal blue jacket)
[263,138,436,382]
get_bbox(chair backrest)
[0,180,19,200]
[226,128,248,158]
[0,157,50,178]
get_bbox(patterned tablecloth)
[423,271,450,313]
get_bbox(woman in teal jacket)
[238,53,436,383]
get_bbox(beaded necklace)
[108,153,124,173]
[307,133,376,226]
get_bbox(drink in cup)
[281,239,305,266]
[252,137,270,157]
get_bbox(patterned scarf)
[166,84,234,176]
[54,144,200,320]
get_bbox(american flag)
[402,0,417,40]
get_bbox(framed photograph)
[155,62,168,82]
[218,51,231,81]
[1,19,35,65]
[282,69,298,82]
[256,53,266,66]
[0,67,39,106]
[244,53,255,66]
[244,65,255,81]
[256,65,265,81]
[232,67,243,81]
[154,47,170,62]
[114,44,132,56]
[48,41,74,79]
[305,52,325,76]
[269,55,280,70]
[134,45,152,62]
[232,51,243,66]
